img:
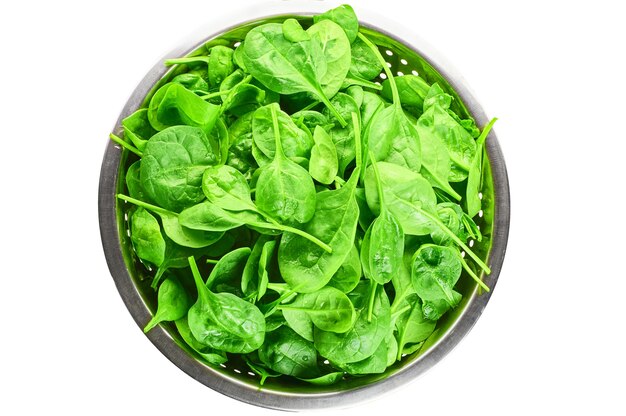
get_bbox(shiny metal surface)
[99,5,509,410]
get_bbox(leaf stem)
[250,222,332,253]
[269,104,285,159]
[199,90,231,101]
[109,133,143,157]
[417,207,491,274]
[317,91,347,127]
[367,280,377,322]
[188,256,209,303]
[344,76,383,91]
[476,118,498,147]
[459,254,490,292]
[116,194,174,218]
[352,112,362,175]
[357,33,400,106]
[369,151,385,208]
[164,56,210,67]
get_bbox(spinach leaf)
[141,125,218,212]
[187,256,265,353]
[125,161,149,201]
[118,194,224,248]
[314,281,391,363]
[297,372,344,385]
[130,207,165,266]
[279,287,355,333]
[349,37,383,81]
[255,239,276,301]
[122,108,156,151]
[171,73,209,93]
[258,326,319,378]
[144,276,191,333]
[254,104,317,224]
[205,247,251,294]
[313,4,359,43]
[328,245,361,293]
[309,125,339,185]
[226,112,257,176]
[148,83,220,133]
[175,316,228,365]
[394,294,435,360]
[241,23,347,126]
[207,45,234,87]
[323,93,360,175]
[307,19,352,99]
[252,103,313,161]
[278,171,359,293]
[367,156,405,285]
[411,244,462,307]
[381,75,430,113]
[282,308,314,342]
[241,235,271,300]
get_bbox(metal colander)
[98,8,510,411]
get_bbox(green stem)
[460,254,490,292]
[298,100,321,113]
[417,207,491,274]
[422,166,462,201]
[476,118,498,147]
[164,56,210,67]
[267,282,290,295]
[151,267,166,290]
[344,76,383,91]
[367,280,377,322]
[334,176,346,186]
[269,104,285,160]
[317,90,347,127]
[199,90,231,101]
[109,133,143,157]
[116,194,174,218]
[391,304,411,320]
[357,32,400,106]
[187,256,209,303]
[369,151,385,209]
[250,222,332,253]
[206,259,219,264]
[352,112,362,175]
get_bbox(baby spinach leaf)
[144,276,191,333]
[309,125,339,185]
[254,104,317,224]
[207,45,234,87]
[328,245,361,293]
[175,316,228,365]
[125,161,149,201]
[314,281,391,364]
[349,37,384,81]
[205,247,251,294]
[148,83,220,133]
[130,207,165,266]
[202,164,256,212]
[187,256,265,353]
[323,93,360,175]
[141,125,218,212]
[252,104,313,160]
[122,108,156,151]
[279,287,356,333]
[171,73,209,93]
[381,75,430,112]
[297,372,344,385]
[430,202,465,246]
[241,23,347,126]
[411,244,462,307]
[256,239,276,301]
[339,335,389,375]
[364,162,436,235]
[313,4,359,43]
[282,308,314,342]
[291,110,329,132]
[282,18,310,43]
[118,194,224,248]
[367,156,405,285]
[394,294,435,360]
[307,19,352,99]
[258,326,319,378]
[226,112,257,176]
[278,171,359,293]
[179,201,252,232]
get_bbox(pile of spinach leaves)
[111,4,496,386]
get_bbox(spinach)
[143,276,190,333]
[254,104,317,224]
[111,5,497,386]
[411,244,462,308]
[241,22,347,126]
[141,125,218,212]
[258,326,319,378]
[309,125,339,185]
[278,170,359,293]
[130,207,165,266]
[187,256,265,353]
[366,156,405,285]
[278,287,355,333]
[314,282,391,364]
[147,83,220,133]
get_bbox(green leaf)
[144,276,190,333]
[258,326,319,378]
[279,287,355,333]
[130,207,165,266]
[309,125,339,185]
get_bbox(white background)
[1,0,624,414]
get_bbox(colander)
[98,5,510,411]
